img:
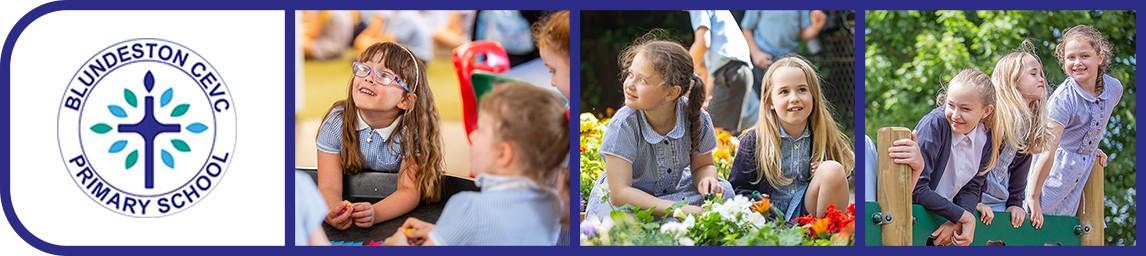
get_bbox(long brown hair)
[752,56,855,186]
[618,34,707,152]
[319,42,444,203]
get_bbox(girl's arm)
[1028,121,1063,228]
[316,151,344,209]
[604,155,679,216]
[371,156,423,224]
[911,112,971,224]
[690,151,721,194]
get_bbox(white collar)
[355,111,401,142]
[474,174,539,191]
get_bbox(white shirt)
[935,123,987,200]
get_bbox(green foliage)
[866,10,1136,245]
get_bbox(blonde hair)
[1054,25,1114,93]
[752,56,855,186]
[534,11,569,56]
[936,69,1000,175]
[991,40,1051,155]
[478,82,569,183]
[319,42,444,203]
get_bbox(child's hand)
[1006,206,1026,228]
[400,217,436,246]
[350,202,375,228]
[1029,199,1044,229]
[810,161,819,174]
[931,221,958,246]
[975,203,994,225]
[696,176,722,196]
[383,229,410,246]
[750,50,772,69]
[889,132,925,173]
[954,212,976,246]
[1097,149,1108,167]
[324,201,353,230]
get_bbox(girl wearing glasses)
[316,42,445,230]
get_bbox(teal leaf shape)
[124,89,137,108]
[186,123,208,133]
[108,140,128,153]
[161,150,174,168]
[171,139,191,152]
[144,71,155,92]
[171,104,190,117]
[160,88,173,107]
[125,150,139,169]
[90,123,112,134]
[108,105,128,118]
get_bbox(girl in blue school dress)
[1028,25,1124,229]
[584,35,735,219]
[316,42,445,230]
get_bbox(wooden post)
[877,127,913,246]
[1078,162,1105,246]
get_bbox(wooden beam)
[877,127,913,245]
[1078,162,1105,246]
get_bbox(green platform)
[864,202,1084,246]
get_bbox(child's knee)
[815,161,846,181]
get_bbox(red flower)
[795,203,857,238]
[792,214,815,226]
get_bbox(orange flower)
[751,197,771,214]
[810,218,830,237]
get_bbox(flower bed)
[580,195,855,246]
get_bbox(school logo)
[57,38,236,218]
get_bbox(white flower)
[678,237,695,246]
[596,216,614,236]
[660,214,696,238]
[714,195,753,223]
[682,214,696,228]
[580,215,614,242]
[660,222,688,236]
[746,211,768,228]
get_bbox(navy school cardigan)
[912,108,993,223]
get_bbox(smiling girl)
[315,42,444,230]
[728,56,854,220]
[1028,25,1124,228]
[912,69,1001,246]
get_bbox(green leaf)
[90,123,113,134]
[170,104,190,117]
[124,89,137,108]
[125,150,138,169]
[171,139,191,152]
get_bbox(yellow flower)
[713,148,731,162]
